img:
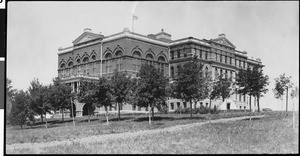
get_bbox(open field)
[6,111,265,145]
[6,111,298,154]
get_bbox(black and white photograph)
[5,1,299,154]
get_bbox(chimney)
[218,33,226,38]
[84,28,92,33]
[123,28,130,32]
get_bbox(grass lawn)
[6,111,265,145]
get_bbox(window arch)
[158,56,166,62]
[115,50,123,57]
[91,55,96,61]
[133,51,142,58]
[105,53,112,59]
[76,58,81,64]
[146,53,154,60]
[60,63,66,69]
[82,57,89,63]
[68,61,73,67]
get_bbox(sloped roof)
[72,32,103,45]
[211,35,236,48]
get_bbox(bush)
[158,106,169,114]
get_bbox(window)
[240,106,242,110]
[177,51,180,58]
[183,102,187,108]
[138,106,141,111]
[200,102,203,106]
[171,51,174,60]
[230,57,232,64]
[171,66,174,78]
[109,106,112,111]
[244,95,246,102]
[170,103,174,110]
[244,106,246,110]
[225,70,228,79]
[177,102,180,109]
[220,55,223,62]
[225,56,227,64]
[205,52,208,60]
[239,94,242,101]
[132,105,136,111]
[145,106,148,111]
[206,103,208,107]
[200,51,202,59]
[184,53,187,57]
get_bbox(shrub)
[158,106,169,114]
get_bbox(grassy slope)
[6,111,262,145]
[6,111,298,154]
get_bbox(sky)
[7,1,299,111]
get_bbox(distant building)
[58,28,263,116]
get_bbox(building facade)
[58,28,263,116]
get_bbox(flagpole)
[132,14,134,33]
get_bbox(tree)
[6,78,16,121]
[78,80,97,122]
[235,67,252,110]
[110,70,131,121]
[94,77,113,125]
[290,86,298,129]
[50,77,74,122]
[274,74,293,111]
[210,74,232,102]
[236,66,269,112]
[9,90,31,129]
[172,55,209,118]
[136,64,169,124]
[28,78,53,128]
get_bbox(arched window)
[77,59,81,64]
[133,51,142,72]
[68,61,73,67]
[115,50,123,57]
[83,57,89,63]
[133,51,141,58]
[158,56,166,62]
[60,63,66,69]
[91,55,96,61]
[146,53,154,66]
[146,53,154,60]
[105,53,112,59]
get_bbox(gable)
[212,37,236,48]
[72,32,102,45]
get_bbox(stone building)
[57,28,263,116]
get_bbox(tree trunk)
[249,95,252,121]
[257,96,260,112]
[105,106,109,125]
[61,107,64,122]
[88,104,90,123]
[118,103,121,121]
[151,105,154,121]
[190,101,193,118]
[149,105,151,125]
[209,98,212,120]
[20,125,23,129]
[40,114,43,123]
[45,112,48,128]
[286,87,288,112]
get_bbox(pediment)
[212,37,236,48]
[72,32,102,45]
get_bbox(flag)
[133,15,138,20]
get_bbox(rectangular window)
[171,51,174,60]
[200,51,202,59]
[230,57,232,64]
[177,102,180,109]
[145,106,148,111]
[205,52,208,60]
[170,103,174,110]
[220,55,222,62]
[177,51,180,58]
[183,102,187,108]
[225,56,227,64]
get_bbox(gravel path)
[6,115,265,153]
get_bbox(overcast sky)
[7,1,299,111]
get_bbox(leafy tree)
[78,80,97,122]
[210,73,232,108]
[94,77,113,125]
[6,78,16,120]
[274,74,293,111]
[172,55,209,118]
[28,78,53,128]
[9,90,31,129]
[50,77,74,122]
[236,66,269,112]
[110,70,131,121]
[136,64,169,124]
